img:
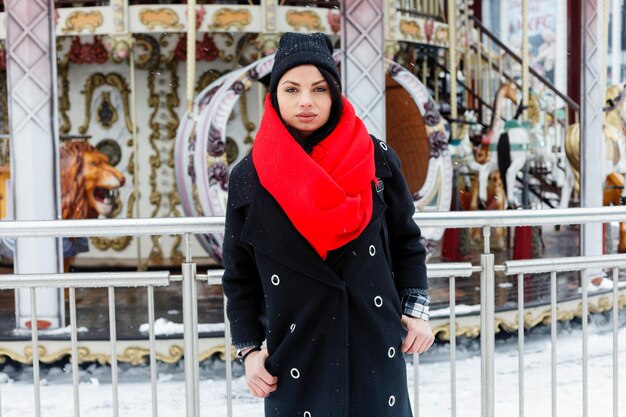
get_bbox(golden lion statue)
[60,141,125,220]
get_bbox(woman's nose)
[299,92,312,107]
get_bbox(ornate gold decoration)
[286,10,325,32]
[399,19,423,40]
[195,69,225,94]
[164,58,181,140]
[209,8,251,31]
[96,91,119,129]
[0,344,185,365]
[146,64,164,263]
[431,293,626,341]
[91,235,132,251]
[105,34,136,64]
[58,61,71,135]
[0,344,232,366]
[140,56,183,264]
[62,11,104,34]
[191,182,205,217]
[164,58,184,263]
[79,73,133,134]
[239,90,255,145]
[216,33,236,63]
[139,8,184,31]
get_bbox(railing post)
[480,226,495,417]
[182,261,199,417]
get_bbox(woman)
[222,32,434,417]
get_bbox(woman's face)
[276,65,332,139]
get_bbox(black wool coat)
[222,138,428,417]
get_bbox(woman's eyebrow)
[281,79,326,86]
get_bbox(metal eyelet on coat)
[374,296,383,307]
[380,142,388,150]
[388,347,395,358]
[304,412,312,417]
[271,274,280,286]
[290,323,296,332]
[388,395,395,406]
[290,368,300,379]
[369,245,376,256]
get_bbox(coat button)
[271,274,280,286]
[290,368,300,379]
[290,323,296,332]
[388,347,395,358]
[374,296,383,307]
[388,395,395,406]
[380,141,388,150]
[369,245,376,256]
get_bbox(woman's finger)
[247,381,265,398]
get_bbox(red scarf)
[252,95,376,259]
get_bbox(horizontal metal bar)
[197,266,474,282]
[0,217,226,238]
[0,271,171,289]
[0,206,625,239]
[504,253,626,275]
[414,206,626,228]
[426,263,474,278]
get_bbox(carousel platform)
[0,225,624,366]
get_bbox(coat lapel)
[325,182,387,267]
[240,188,346,289]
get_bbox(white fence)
[0,207,624,417]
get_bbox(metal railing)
[0,207,624,417]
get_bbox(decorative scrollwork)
[62,11,104,34]
[96,91,119,129]
[286,10,325,32]
[139,7,184,31]
[209,8,251,31]
[58,61,71,135]
[79,73,133,134]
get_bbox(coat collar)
[240,183,387,288]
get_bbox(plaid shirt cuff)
[401,292,431,321]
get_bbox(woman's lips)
[297,112,316,121]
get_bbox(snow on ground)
[1,312,624,417]
[138,318,225,335]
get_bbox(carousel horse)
[450,110,484,176]
[498,89,560,207]
[474,79,518,208]
[560,83,626,252]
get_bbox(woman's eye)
[314,87,327,93]
[285,87,297,93]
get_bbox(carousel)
[0,0,623,367]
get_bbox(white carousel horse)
[499,88,561,207]
[474,80,518,207]
[450,109,484,185]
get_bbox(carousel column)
[6,0,64,329]
[580,0,605,260]
[341,0,385,139]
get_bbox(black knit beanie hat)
[269,32,341,94]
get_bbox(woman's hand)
[244,348,278,398]
[400,315,435,354]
